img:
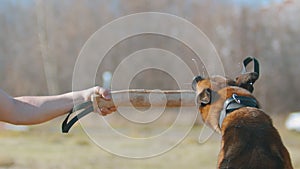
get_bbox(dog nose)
[192,76,203,91]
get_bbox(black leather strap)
[225,94,259,112]
[242,56,260,78]
[219,94,259,128]
[62,101,94,133]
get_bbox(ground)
[0,116,299,169]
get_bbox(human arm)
[0,87,116,125]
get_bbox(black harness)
[218,57,260,128]
[219,94,259,128]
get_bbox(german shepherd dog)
[192,57,293,169]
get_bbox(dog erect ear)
[196,88,211,105]
[192,76,203,91]
[236,72,258,92]
[235,57,260,93]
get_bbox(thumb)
[97,87,111,100]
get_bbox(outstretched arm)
[0,87,116,125]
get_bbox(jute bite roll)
[92,89,196,108]
[62,89,197,133]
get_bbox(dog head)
[192,59,259,133]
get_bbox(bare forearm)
[11,91,85,125]
[0,87,115,125]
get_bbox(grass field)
[0,115,300,169]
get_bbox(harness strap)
[242,56,260,78]
[219,94,259,128]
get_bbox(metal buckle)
[232,94,241,104]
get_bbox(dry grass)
[0,116,299,169]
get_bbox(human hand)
[82,86,117,116]
[94,86,117,116]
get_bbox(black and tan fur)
[192,64,293,169]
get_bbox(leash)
[218,94,259,128]
[62,94,111,133]
[62,101,94,133]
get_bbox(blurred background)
[1,0,299,114]
[0,0,300,169]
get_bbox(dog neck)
[219,94,259,128]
